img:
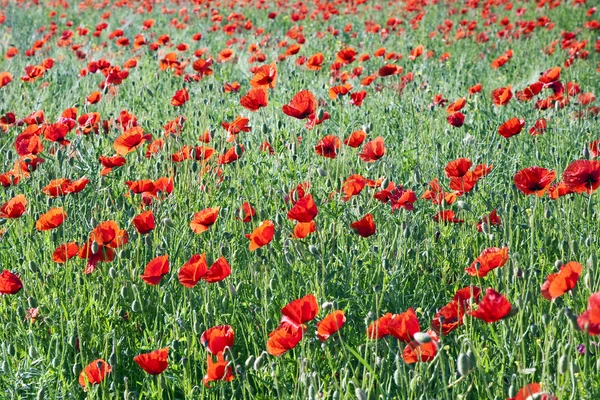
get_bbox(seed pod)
[354,388,367,400]
[457,353,471,376]
[558,354,568,374]
[131,300,141,313]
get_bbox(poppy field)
[1,0,600,398]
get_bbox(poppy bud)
[91,240,100,254]
[506,306,519,318]
[587,254,597,270]
[558,354,568,374]
[16,306,25,320]
[354,388,367,400]
[554,259,563,269]
[317,109,325,121]
[131,300,140,312]
[563,308,579,328]
[262,123,270,134]
[51,357,60,368]
[68,335,77,348]
[27,297,37,308]
[229,283,236,297]
[409,375,420,392]
[332,391,339,400]
[413,332,431,344]
[162,218,174,228]
[583,147,591,159]
[109,267,117,279]
[457,201,470,210]
[144,235,152,247]
[308,245,320,256]
[120,286,130,299]
[27,345,36,359]
[457,352,472,376]
[253,354,265,370]
[317,167,327,177]
[542,313,550,325]
[109,350,117,366]
[28,260,38,273]
[508,385,517,398]
[0,219,6,226]
[90,217,98,227]
[7,343,15,357]
[245,355,255,369]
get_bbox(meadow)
[0,0,599,398]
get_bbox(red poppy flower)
[114,127,149,155]
[465,247,509,277]
[266,322,304,356]
[178,254,208,288]
[287,194,318,223]
[203,352,234,387]
[134,347,169,375]
[222,116,251,142]
[236,202,255,222]
[132,210,155,234]
[577,292,600,335]
[476,210,502,232]
[350,214,376,237]
[0,270,22,294]
[498,118,525,138]
[359,136,385,162]
[562,160,600,194]
[78,359,111,389]
[513,167,556,196]
[217,144,244,164]
[240,87,268,111]
[541,261,582,300]
[250,63,277,89]
[246,220,275,251]
[282,90,316,120]
[446,98,466,114]
[203,257,231,283]
[378,64,400,77]
[431,286,481,335]
[344,130,366,148]
[99,155,126,175]
[171,88,190,107]
[0,72,12,88]
[402,330,439,364]
[306,53,324,70]
[422,179,458,205]
[469,288,512,323]
[314,135,341,159]
[86,91,102,105]
[141,255,170,285]
[36,207,66,231]
[529,118,547,136]
[341,174,366,201]
[292,220,317,239]
[190,207,220,234]
[0,194,26,219]
[317,310,346,341]
[52,242,79,263]
[447,112,465,127]
[389,187,418,211]
[328,84,352,100]
[491,85,513,106]
[387,308,420,342]
[432,210,464,224]
[350,91,367,106]
[201,325,235,354]
[281,294,319,326]
[508,383,557,400]
[539,66,562,84]
[468,83,482,95]
[367,313,393,339]
[445,158,472,178]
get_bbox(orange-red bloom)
[469,288,512,323]
[514,167,556,196]
[141,255,170,285]
[0,194,26,218]
[465,247,509,277]
[201,325,235,354]
[246,220,275,251]
[317,310,346,341]
[190,207,220,234]
[541,261,582,300]
[0,270,22,294]
[134,347,169,375]
[79,359,111,389]
[350,214,376,237]
[359,137,385,162]
[36,207,66,231]
[562,160,600,194]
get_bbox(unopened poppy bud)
[506,306,519,318]
[253,354,265,370]
[393,369,401,386]
[16,305,25,319]
[554,259,563,269]
[51,357,60,368]
[457,200,469,210]
[91,240,100,254]
[0,219,6,226]
[27,297,37,308]
[308,245,320,256]
[317,167,327,177]
[144,235,152,247]
[72,362,80,375]
[508,385,517,398]
[245,355,255,368]
[583,147,591,159]
[481,222,490,234]
[380,178,389,189]
[262,123,270,134]
[563,308,579,328]
[542,313,550,325]
[558,354,568,374]
[413,332,432,344]
[587,254,597,270]
[109,267,117,279]
[317,109,325,121]
[7,344,15,357]
[162,218,174,228]
[28,261,38,273]
[109,351,117,366]
[131,300,140,312]
[229,283,236,297]
[354,388,367,400]
[457,352,472,376]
